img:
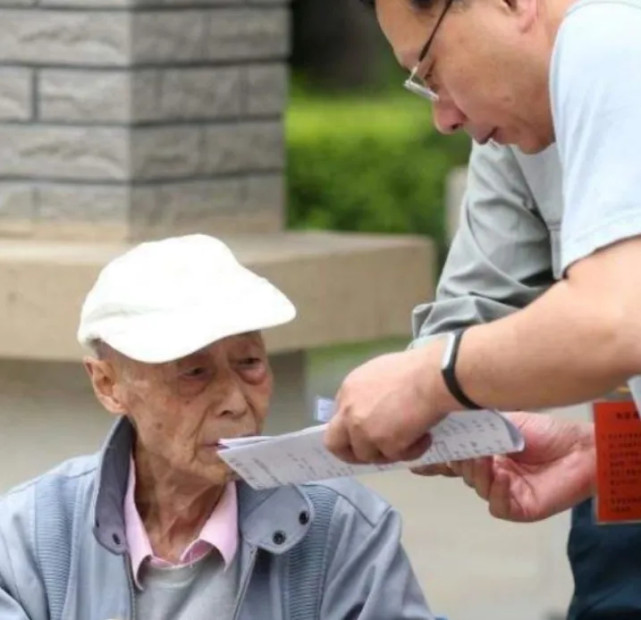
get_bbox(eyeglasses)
[403,0,455,102]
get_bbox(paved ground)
[362,466,574,620]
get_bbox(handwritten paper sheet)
[218,409,524,490]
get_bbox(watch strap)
[442,329,482,410]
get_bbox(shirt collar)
[124,456,238,589]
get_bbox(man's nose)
[214,373,248,419]
[432,99,466,135]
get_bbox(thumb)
[488,467,515,521]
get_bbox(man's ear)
[84,356,128,416]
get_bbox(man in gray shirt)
[417,140,641,619]
[323,0,641,546]
[328,0,641,614]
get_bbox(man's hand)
[324,344,460,463]
[413,411,596,522]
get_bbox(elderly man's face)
[377,0,555,153]
[89,333,272,486]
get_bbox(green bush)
[286,94,471,261]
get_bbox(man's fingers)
[325,414,431,465]
[458,458,494,500]
[460,460,475,488]
[488,467,514,521]
[449,462,463,476]
[415,456,515,520]
[347,433,431,465]
[324,416,355,462]
[473,457,493,500]
[391,433,432,463]
[351,438,390,464]
[411,462,458,477]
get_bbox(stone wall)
[0,0,290,241]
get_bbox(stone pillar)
[0,0,310,490]
[0,0,289,241]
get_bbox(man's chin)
[513,132,556,155]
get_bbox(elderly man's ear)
[83,357,129,416]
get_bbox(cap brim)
[92,278,296,364]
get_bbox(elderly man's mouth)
[202,442,228,451]
[200,441,226,451]
[203,434,254,451]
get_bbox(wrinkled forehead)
[376,0,437,69]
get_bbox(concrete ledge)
[0,231,435,361]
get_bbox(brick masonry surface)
[0,2,290,240]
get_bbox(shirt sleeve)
[552,0,641,272]
[411,142,554,347]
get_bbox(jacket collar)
[92,417,313,556]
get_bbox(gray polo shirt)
[135,551,240,620]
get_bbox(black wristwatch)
[440,329,482,410]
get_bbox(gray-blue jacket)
[0,418,434,620]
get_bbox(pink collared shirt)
[124,458,239,589]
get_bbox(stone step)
[0,230,435,361]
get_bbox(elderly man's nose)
[217,377,248,417]
[432,100,465,135]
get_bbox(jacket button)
[273,531,286,545]
[299,511,310,525]
[112,533,121,545]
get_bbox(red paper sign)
[594,400,641,523]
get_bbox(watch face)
[441,332,457,371]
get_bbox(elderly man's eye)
[240,357,263,368]
[182,367,209,379]
[238,357,267,376]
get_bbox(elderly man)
[0,234,435,620]
[324,0,641,524]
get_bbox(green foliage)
[286,93,471,260]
